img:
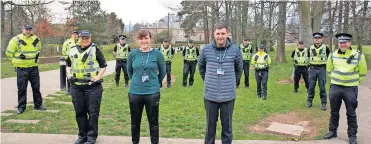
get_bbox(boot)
[116,81,119,87]
[293,89,298,93]
[349,136,357,144]
[124,83,129,88]
[321,103,327,111]
[34,105,47,111]
[75,137,87,144]
[323,131,337,139]
[17,108,25,115]
[307,101,312,108]
[257,95,261,98]
[167,83,171,88]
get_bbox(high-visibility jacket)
[62,38,79,58]
[116,43,129,60]
[160,45,173,62]
[6,34,42,68]
[69,44,100,85]
[251,51,271,70]
[294,48,309,66]
[309,44,327,65]
[327,49,368,86]
[240,43,252,61]
[184,47,197,61]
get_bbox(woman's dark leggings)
[128,92,160,144]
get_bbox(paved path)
[0,60,116,112]
[1,133,347,144]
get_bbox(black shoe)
[17,109,25,115]
[116,83,119,87]
[321,103,327,111]
[124,83,129,88]
[167,84,171,88]
[293,90,298,93]
[75,137,87,144]
[349,136,357,144]
[189,84,193,87]
[323,131,337,139]
[307,101,312,108]
[245,86,249,89]
[84,139,96,144]
[34,105,47,111]
[257,95,261,98]
[262,96,267,100]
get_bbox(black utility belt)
[184,60,197,63]
[116,59,127,62]
[255,68,268,71]
[165,61,172,64]
[15,66,38,69]
[309,65,326,68]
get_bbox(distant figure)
[307,32,331,111]
[291,40,309,93]
[237,38,254,88]
[6,24,46,115]
[62,30,79,94]
[112,34,131,87]
[251,44,271,100]
[182,39,199,87]
[159,39,175,88]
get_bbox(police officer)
[62,30,79,94]
[182,39,199,87]
[66,30,107,144]
[291,40,309,93]
[113,35,131,87]
[251,45,271,100]
[323,33,367,144]
[159,39,175,88]
[307,32,331,110]
[237,38,253,88]
[6,24,46,114]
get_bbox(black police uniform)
[182,43,199,87]
[113,35,131,87]
[291,45,309,93]
[66,42,107,144]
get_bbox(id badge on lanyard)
[141,51,150,82]
[142,72,149,82]
[216,48,227,75]
[217,68,225,75]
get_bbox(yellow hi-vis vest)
[160,45,172,62]
[294,48,309,66]
[62,38,78,58]
[116,43,129,59]
[253,53,269,69]
[309,44,327,65]
[327,49,363,86]
[7,34,41,68]
[69,44,100,85]
[240,43,252,61]
[184,47,197,61]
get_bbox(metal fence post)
[60,56,66,90]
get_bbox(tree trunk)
[266,2,275,53]
[1,1,6,57]
[298,1,313,48]
[225,1,229,28]
[202,3,209,44]
[328,1,337,51]
[359,1,368,52]
[258,1,264,46]
[351,1,361,52]
[241,1,248,38]
[311,1,325,33]
[335,1,343,49]
[276,1,287,63]
[343,1,350,33]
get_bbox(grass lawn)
[1,44,116,79]
[2,50,335,140]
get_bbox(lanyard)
[140,51,150,73]
[215,47,228,64]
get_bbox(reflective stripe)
[332,70,358,75]
[71,67,100,73]
[13,56,35,60]
[331,77,359,83]
[20,51,38,54]
[360,74,366,77]
[6,50,14,54]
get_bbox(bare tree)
[343,1,350,33]
[298,1,313,48]
[335,1,343,49]
[276,1,287,63]
[311,1,325,33]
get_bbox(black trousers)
[255,69,268,98]
[204,99,235,144]
[328,84,358,138]
[294,66,309,91]
[129,92,160,144]
[183,61,197,86]
[71,84,103,141]
[237,60,250,87]
[307,66,327,104]
[16,67,43,110]
[115,60,129,85]
[166,62,171,85]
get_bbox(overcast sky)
[50,0,182,24]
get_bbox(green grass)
[1,52,332,140]
[1,44,116,79]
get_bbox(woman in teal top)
[126,30,166,144]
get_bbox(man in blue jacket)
[198,24,243,144]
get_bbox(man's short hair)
[215,23,228,31]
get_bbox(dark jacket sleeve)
[96,47,107,68]
[196,47,200,56]
[291,50,295,58]
[198,47,207,81]
[127,50,134,79]
[171,47,175,55]
[113,44,117,52]
[157,51,166,85]
[128,46,131,52]
[182,48,186,56]
[326,46,331,57]
[235,49,243,85]
[66,56,71,67]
